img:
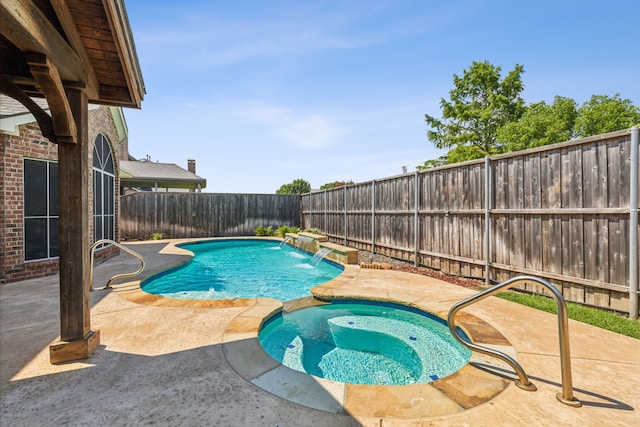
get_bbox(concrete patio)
[1,240,639,426]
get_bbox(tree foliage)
[574,94,640,138]
[275,178,311,194]
[424,60,525,160]
[319,180,354,190]
[496,96,578,151]
[495,94,639,152]
[420,61,639,169]
[416,156,447,170]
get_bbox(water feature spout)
[310,248,333,267]
[280,236,293,247]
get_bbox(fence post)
[630,126,639,319]
[414,170,419,266]
[485,157,492,286]
[371,180,376,255]
[324,190,328,235]
[344,185,348,246]
[299,194,304,229]
[309,192,313,229]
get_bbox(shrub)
[150,232,163,240]
[303,228,322,235]
[276,225,301,237]
[255,226,274,236]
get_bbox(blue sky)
[124,0,639,193]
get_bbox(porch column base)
[49,330,100,364]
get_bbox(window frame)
[23,158,59,262]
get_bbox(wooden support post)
[49,88,100,364]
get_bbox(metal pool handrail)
[447,275,581,407]
[89,239,145,290]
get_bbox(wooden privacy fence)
[302,128,639,317]
[120,192,300,239]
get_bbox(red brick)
[1,106,126,283]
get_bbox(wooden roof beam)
[26,52,77,143]
[0,74,57,142]
[0,0,97,97]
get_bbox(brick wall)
[1,106,127,283]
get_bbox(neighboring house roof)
[120,160,207,190]
[0,94,49,135]
[0,94,49,117]
[0,94,101,136]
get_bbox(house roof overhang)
[0,0,145,132]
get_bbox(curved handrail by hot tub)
[448,275,581,407]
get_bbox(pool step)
[283,336,305,372]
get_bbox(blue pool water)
[141,239,343,301]
[259,301,472,385]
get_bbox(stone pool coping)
[221,289,517,419]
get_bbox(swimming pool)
[258,300,471,385]
[141,239,343,301]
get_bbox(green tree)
[319,180,354,190]
[573,94,640,138]
[417,156,447,170]
[496,96,578,151]
[425,60,525,162]
[275,178,311,194]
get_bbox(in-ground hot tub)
[258,300,472,385]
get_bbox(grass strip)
[495,291,640,339]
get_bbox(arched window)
[93,134,115,243]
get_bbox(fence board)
[493,160,509,282]
[541,150,562,275]
[524,154,543,275]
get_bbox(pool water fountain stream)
[279,236,293,247]
[310,248,333,267]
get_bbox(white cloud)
[136,15,364,69]
[275,113,342,149]
[133,2,465,70]
[235,104,343,149]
